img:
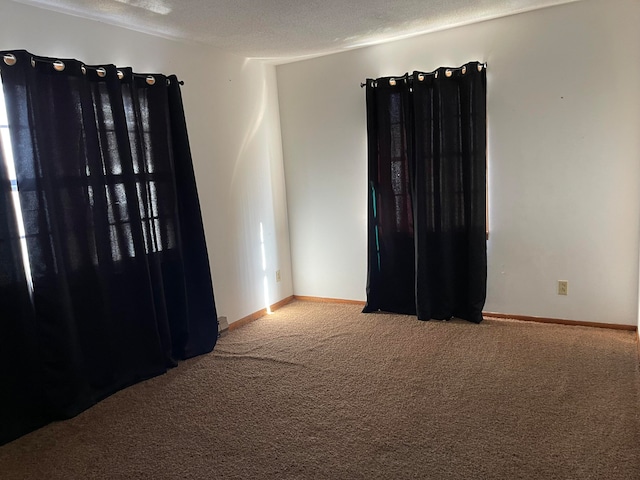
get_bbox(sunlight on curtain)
[0,74,33,293]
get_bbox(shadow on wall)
[228,59,288,319]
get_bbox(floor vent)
[218,316,229,337]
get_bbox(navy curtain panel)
[363,62,487,324]
[0,50,218,445]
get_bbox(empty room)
[0,0,639,478]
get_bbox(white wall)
[277,0,640,326]
[0,0,293,324]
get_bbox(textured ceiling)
[11,0,580,62]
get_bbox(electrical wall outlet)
[558,280,568,296]
[276,270,281,283]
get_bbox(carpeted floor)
[1,300,639,479]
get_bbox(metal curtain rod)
[360,62,487,88]
[2,53,185,86]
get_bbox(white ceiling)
[11,0,581,62]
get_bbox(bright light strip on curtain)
[114,0,172,15]
[0,74,34,294]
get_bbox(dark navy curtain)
[0,50,218,445]
[363,62,487,324]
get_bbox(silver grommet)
[166,78,171,86]
[31,57,36,68]
[3,53,17,66]
[417,74,425,82]
[389,78,396,86]
[96,67,107,78]
[53,60,65,72]
[477,63,483,72]
[445,69,452,78]
[117,70,124,80]
[462,66,467,75]
[146,76,156,85]
[435,71,438,79]
[81,65,87,75]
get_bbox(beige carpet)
[1,300,639,479]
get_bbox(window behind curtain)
[0,74,32,290]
